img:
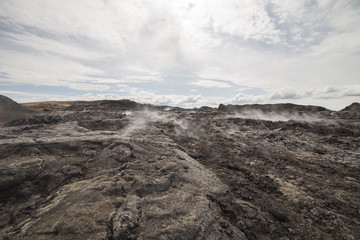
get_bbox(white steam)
[122,109,191,137]
[124,110,132,116]
[229,110,334,124]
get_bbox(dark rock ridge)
[0,95,33,124]
[341,102,360,112]
[0,97,359,239]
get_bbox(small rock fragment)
[270,205,289,222]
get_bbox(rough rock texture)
[0,98,359,239]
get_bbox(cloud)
[234,86,360,103]
[0,49,110,90]
[188,79,233,88]
[174,0,282,45]
[0,90,62,98]
[232,86,360,110]
[119,64,164,83]
[0,90,67,104]
[86,92,206,108]
[1,31,107,60]
[115,84,213,107]
[0,0,127,49]
[0,0,359,110]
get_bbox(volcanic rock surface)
[0,97,359,240]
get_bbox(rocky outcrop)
[0,95,33,124]
[0,97,359,239]
[341,102,360,112]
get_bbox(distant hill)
[21,101,83,112]
[218,103,329,113]
[21,99,141,112]
[0,95,33,124]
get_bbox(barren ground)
[0,99,359,240]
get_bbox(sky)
[0,0,359,110]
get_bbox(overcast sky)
[0,0,359,110]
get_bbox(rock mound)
[341,102,360,112]
[0,95,33,124]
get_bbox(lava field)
[0,96,359,240]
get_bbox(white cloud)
[0,0,359,110]
[0,90,62,98]
[189,79,233,88]
[0,0,127,49]
[0,49,110,91]
[173,0,282,46]
[83,92,207,108]
[1,31,107,60]
[232,85,360,110]
[119,64,164,83]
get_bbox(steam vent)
[0,95,359,239]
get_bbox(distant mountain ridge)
[218,103,330,113]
